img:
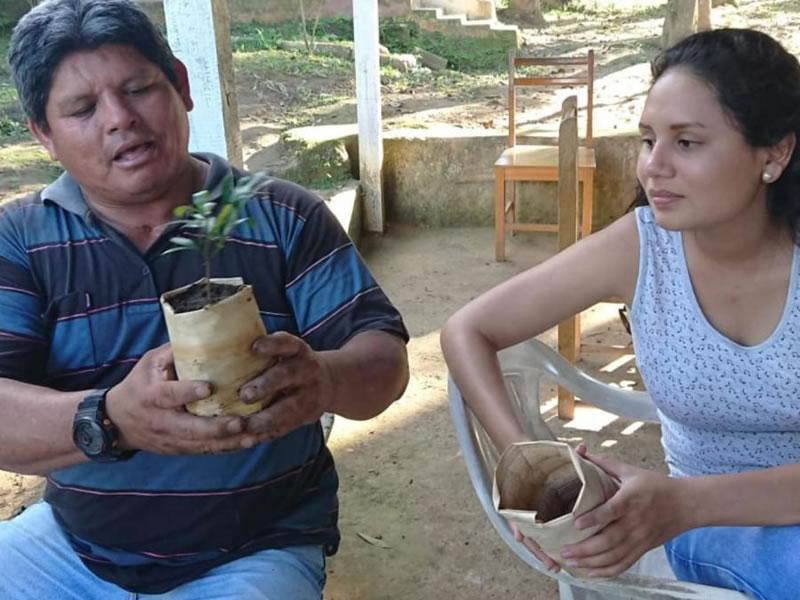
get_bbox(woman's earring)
[762,171,774,183]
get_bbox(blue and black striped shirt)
[0,153,408,593]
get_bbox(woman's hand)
[511,523,561,573]
[559,445,693,577]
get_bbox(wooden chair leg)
[581,173,594,239]
[557,313,580,420]
[508,181,516,237]
[495,168,506,262]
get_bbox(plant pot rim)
[493,441,590,525]
[160,276,248,317]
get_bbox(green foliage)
[0,115,26,139]
[164,174,264,302]
[380,18,512,72]
[231,19,354,53]
[0,30,27,143]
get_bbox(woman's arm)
[440,212,641,453]
[685,464,800,527]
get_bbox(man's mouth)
[113,141,155,164]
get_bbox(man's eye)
[71,105,94,118]
[129,85,152,95]
[640,138,655,148]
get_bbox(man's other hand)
[238,332,333,443]
[105,344,248,455]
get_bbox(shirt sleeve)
[282,197,409,352]
[0,205,48,382]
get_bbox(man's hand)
[105,344,248,455]
[238,332,334,442]
[559,446,691,577]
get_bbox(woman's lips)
[649,189,683,206]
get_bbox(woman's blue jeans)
[665,524,800,600]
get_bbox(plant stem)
[205,259,211,306]
[203,237,212,306]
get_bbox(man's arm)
[0,345,282,476]
[0,379,86,474]
[320,329,409,420]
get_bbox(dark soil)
[166,281,242,313]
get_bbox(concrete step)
[413,0,495,21]
[411,7,520,45]
[412,8,519,30]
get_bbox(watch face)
[73,420,107,456]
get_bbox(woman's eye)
[678,139,699,149]
[641,138,655,148]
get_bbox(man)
[0,0,409,597]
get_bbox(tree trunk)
[509,0,547,28]
[696,0,711,31]
[662,0,698,49]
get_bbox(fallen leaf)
[357,532,391,549]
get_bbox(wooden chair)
[556,95,581,419]
[494,50,596,262]
[447,338,748,600]
[553,94,631,419]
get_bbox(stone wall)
[264,125,641,232]
[379,128,640,231]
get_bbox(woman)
[441,28,800,599]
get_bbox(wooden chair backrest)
[507,50,594,149]
[557,95,579,253]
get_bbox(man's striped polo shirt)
[0,153,408,593]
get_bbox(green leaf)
[161,246,196,256]
[211,204,234,235]
[169,236,199,249]
[192,190,210,210]
[222,216,251,237]
[220,174,234,203]
[173,205,194,218]
[168,219,203,228]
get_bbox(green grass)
[380,19,513,72]
[231,19,354,52]
[234,17,514,73]
[234,48,351,78]
[0,28,29,144]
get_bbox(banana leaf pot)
[160,276,273,416]
[493,440,620,577]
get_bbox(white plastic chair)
[447,338,748,600]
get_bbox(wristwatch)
[72,388,134,462]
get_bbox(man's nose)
[103,95,138,134]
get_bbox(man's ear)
[28,118,58,161]
[173,59,194,112]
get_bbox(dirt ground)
[0,226,659,600]
[1,1,798,597]
[323,227,662,600]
